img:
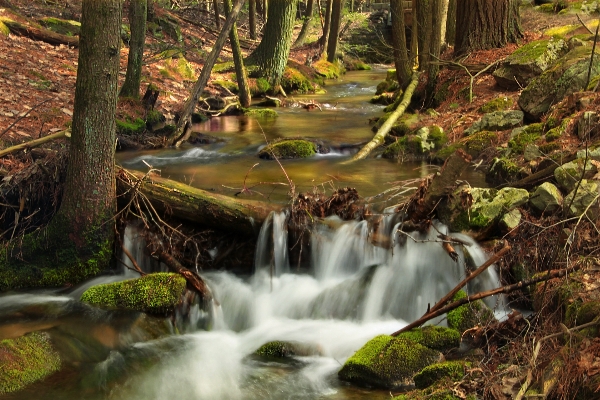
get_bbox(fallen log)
[346,71,420,162]
[2,19,79,47]
[0,129,70,158]
[117,168,280,237]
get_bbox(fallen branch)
[2,18,79,47]
[0,98,52,139]
[391,265,576,336]
[432,55,500,102]
[0,129,70,158]
[346,71,419,162]
[154,247,214,302]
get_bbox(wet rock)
[447,290,495,333]
[413,360,470,389]
[518,46,600,120]
[464,110,524,136]
[564,179,599,218]
[338,335,443,389]
[254,340,323,359]
[554,159,598,192]
[529,182,563,214]
[493,39,568,90]
[258,139,317,159]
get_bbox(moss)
[433,143,464,163]
[509,126,543,153]
[464,130,496,157]
[565,300,600,330]
[338,335,442,389]
[480,97,511,113]
[0,19,10,36]
[447,290,495,333]
[145,110,165,127]
[413,361,470,389]
[486,157,520,185]
[213,61,236,73]
[429,125,448,149]
[313,59,343,79]
[281,67,314,93]
[244,108,278,118]
[38,17,81,36]
[0,332,61,395]
[258,139,316,159]
[545,118,571,141]
[159,48,182,59]
[396,326,460,353]
[539,141,561,154]
[214,79,239,93]
[117,118,146,136]
[176,57,195,80]
[248,77,271,96]
[81,272,187,314]
[156,16,182,42]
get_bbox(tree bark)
[246,0,298,92]
[172,0,245,145]
[213,0,221,28]
[326,0,343,62]
[347,72,419,162]
[120,0,148,98]
[390,0,411,87]
[225,0,251,107]
[426,0,444,93]
[455,0,522,56]
[293,0,314,48]
[445,0,456,45]
[2,19,79,47]
[416,0,431,70]
[117,169,278,237]
[249,0,257,39]
[319,0,332,50]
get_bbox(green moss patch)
[254,340,322,359]
[281,66,315,93]
[464,130,497,158]
[480,97,511,113]
[80,272,187,314]
[38,17,81,36]
[244,108,278,118]
[509,124,543,153]
[117,118,146,136]
[447,290,495,333]
[338,335,442,389]
[258,139,316,159]
[413,361,470,389]
[396,326,460,353]
[0,332,61,395]
[313,59,343,79]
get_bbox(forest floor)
[1,1,600,399]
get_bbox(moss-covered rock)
[464,110,524,136]
[338,335,443,389]
[509,124,544,153]
[248,77,272,96]
[258,139,316,159]
[396,326,460,353]
[0,332,61,395]
[254,340,323,359]
[530,182,564,214]
[545,117,571,142]
[413,360,470,389]
[447,290,495,333]
[0,19,9,36]
[156,16,182,42]
[80,272,187,314]
[117,118,146,136]
[433,143,464,163]
[563,179,600,218]
[313,59,344,79]
[554,158,598,192]
[486,157,522,185]
[493,39,568,89]
[281,66,315,93]
[244,108,278,118]
[464,130,497,158]
[480,97,512,113]
[38,17,81,36]
[565,300,600,333]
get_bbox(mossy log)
[118,168,280,236]
[2,18,79,47]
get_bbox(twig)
[576,13,594,35]
[585,19,600,90]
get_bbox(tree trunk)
[416,0,431,70]
[445,0,456,45]
[439,0,449,47]
[263,0,268,21]
[120,0,147,98]
[213,0,221,28]
[293,0,314,48]
[326,0,343,62]
[225,0,251,107]
[172,0,245,145]
[249,0,257,39]
[319,0,332,50]
[390,0,411,87]
[246,0,298,92]
[455,0,522,56]
[426,0,444,93]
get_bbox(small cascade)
[253,210,290,278]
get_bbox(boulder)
[464,110,524,136]
[254,340,324,359]
[493,39,568,90]
[395,326,460,353]
[338,335,443,389]
[258,139,317,159]
[413,360,470,390]
[447,290,495,333]
[80,272,187,314]
[518,46,600,120]
[529,182,564,214]
[554,158,598,192]
[499,208,522,232]
[564,180,599,218]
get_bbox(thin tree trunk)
[445,0,456,45]
[319,0,332,51]
[416,0,431,70]
[326,0,343,62]
[390,0,411,87]
[249,0,257,39]
[213,0,221,28]
[225,0,251,107]
[426,0,444,94]
[120,0,148,98]
[439,0,449,47]
[347,72,419,162]
[172,0,245,145]
[293,0,314,48]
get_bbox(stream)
[0,70,501,399]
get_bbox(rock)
[415,127,434,152]
[518,46,600,120]
[480,96,512,113]
[577,111,600,140]
[0,332,61,395]
[258,139,317,159]
[254,340,323,359]
[80,272,187,314]
[447,290,495,333]
[413,360,470,390]
[523,144,542,161]
[486,157,523,185]
[529,182,563,214]
[554,159,598,192]
[493,39,568,90]
[499,208,522,232]
[338,335,443,389]
[576,146,600,160]
[464,110,524,136]
[564,180,599,218]
[395,326,461,353]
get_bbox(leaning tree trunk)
[326,0,343,62]
[454,0,522,56]
[246,0,298,92]
[293,0,314,48]
[120,0,147,98]
[390,0,411,87]
[225,0,251,107]
[0,0,123,291]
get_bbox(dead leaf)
[61,108,72,116]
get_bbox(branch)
[0,129,70,158]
